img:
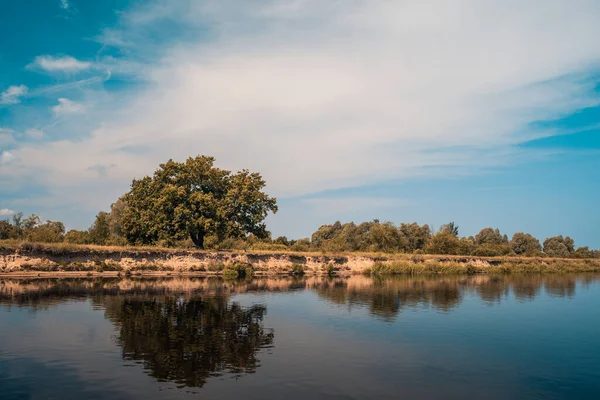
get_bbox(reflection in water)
[103,296,273,388]
[1,274,600,398]
[1,274,598,320]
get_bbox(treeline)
[1,212,598,259]
[299,220,599,259]
[0,156,597,259]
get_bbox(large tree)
[119,156,278,248]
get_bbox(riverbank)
[1,241,599,276]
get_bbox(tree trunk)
[190,231,205,249]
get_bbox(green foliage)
[439,222,459,237]
[25,221,65,243]
[119,155,277,248]
[471,243,511,257]
[222,263,254,280]
[64,230,91,244]
[104,296,273,388]
[510,232,542,256]
[0,219,17,240]
[290,238,311,252]
[574,246,594,259]
[425,231,461,255]
[543,236,575,258]
[291,264,305,276]
[89,212,110,245]
[475,228,508,245]
[399,223,431,252]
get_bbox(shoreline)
[1,241,599,276]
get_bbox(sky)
[0,0,599,247]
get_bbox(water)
[1,274,599,399]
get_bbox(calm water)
[1,275,599,399]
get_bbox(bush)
[64,230,91,244]
[222,262,254,280]
[291,263,305,276]
[472,244,511,257]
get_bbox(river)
[1,274,599,399]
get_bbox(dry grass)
[365,259,600,275]
[2,240,599,275]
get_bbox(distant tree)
[65,230,92,245]
[0,219,17,240]
[398,223,431,252]
[11,212,24,237]
[425,231,460,255]
[119,156,277,248]
[26,221,65,243]
[273,236,290,246]
[368,221,404,253]
[573,246,594,259]
[22,214,41,232]
[509,233,542,256]
[290,238,311,252]
[439,222,459,237]
[457,237,476,255]
[475,228,508,245]
[106,199,127,240]
[89,212,111,245]
[311,221,343,248]
[543,236,574,258]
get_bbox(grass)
[365,260,600,276]
[2,239,600,276]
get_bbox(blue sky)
[0,0,599,247]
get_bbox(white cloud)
[0,85,28,105]
[60,0,69,10]
[52,98,85,116]
[31,55,91,73]
[0,151,16,165]
[25,129,45,139]
[3,0,600,223]
[0,208,15,216]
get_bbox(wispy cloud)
[25,129,45,139]
[52,98,86,116]
[0,130,15,146]
[0,85,28,105]
[0,151,16,165]
[2,0,600,224]
[0,208,15,216]
[59,0,69,10]
[30,55,91,73]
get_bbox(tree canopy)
[118,156,278,248]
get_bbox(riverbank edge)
[1,242,599,276]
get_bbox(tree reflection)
[102,295,273,388]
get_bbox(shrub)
[222,262,254,280]
[291,263,305,276]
